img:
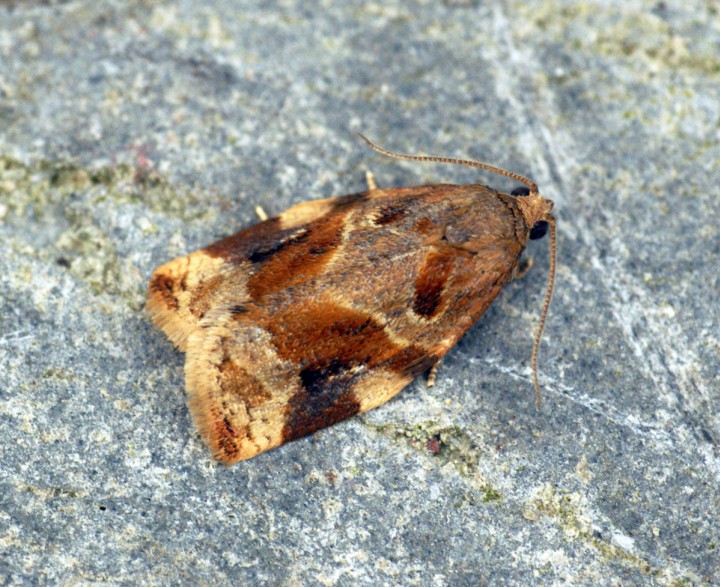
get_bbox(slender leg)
[255,205,269,222]
[365,170,378,191]
[427,361,441,388]
[513,257,533,280]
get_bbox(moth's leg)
[427,360,441,388]
[365,170,378,191]
[512,257,534,280]
[255,205,269,222]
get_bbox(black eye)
[530,221,549,240]
[511,186,531,196]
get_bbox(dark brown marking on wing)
[270,302,433,442]
[374,202,408,225]
[187,273,226,319]
[203,193,367,267]
[203,217,301,264]
[373,194,426,226]
[188,275,225,318]
[247,210,348,299]
[148,273,180,311]
[214,415,241,462]
[218,357,273,409]
[413,249,456,317]
[282,358,361,442]
[247,230,309,263]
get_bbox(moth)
[147,136,556,464]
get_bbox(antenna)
[532,217,556,408]
[358,133,539,194]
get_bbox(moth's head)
[510,186,554,242]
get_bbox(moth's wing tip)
[184,328,284,465]
[146,260,193,352]
[185,377,264,466]
[146,251,229,351]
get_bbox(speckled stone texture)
[1,1,718,585]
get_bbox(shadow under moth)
[147,136,556,465]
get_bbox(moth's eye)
[530,221,549,240]
[511,186,531,197]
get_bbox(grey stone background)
[1,1,718,585]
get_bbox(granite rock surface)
[1,1,718,585]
